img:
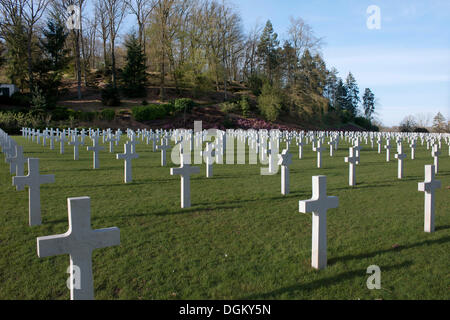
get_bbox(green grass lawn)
[0,135,449,300]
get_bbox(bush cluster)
[174,98,195,114]
[132,104,168,121]
[0,111,43,134]
[101,85,121,106]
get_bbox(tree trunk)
[160,20,166,101]
[73,29,82,99]
[27,31,33,94]
[111,36,117,89]
[80,17,88,87]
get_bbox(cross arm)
[90,227,120,250]
[12,175,29,191]
[37,233,70,257]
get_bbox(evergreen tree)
[362,88,375,120]
[335,78,349,112]
[257,20,280,84]
[4,15,28,91]
[34,18,70,105]
[345,72,360,118]
[121,34,148,98]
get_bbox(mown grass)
[0,135,449,300]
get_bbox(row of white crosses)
[4,127,448,290]
[2,128,120,300]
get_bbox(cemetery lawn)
[0,136,449,300]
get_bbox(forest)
[0,0,401,133]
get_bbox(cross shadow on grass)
[328,236,450,265]
[195,192,307,207]
[241,261,413,299]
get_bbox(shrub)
[0,111,43,134]
[51,107,70,121]
[240,95,250,118]
[413,127,429,133]
[100,109,116,121]
[79,111,96,122]
[247,74,264,96]
[161,103,175,115]
[30,87,47,112]
[220,101,239,113]
[354,116,380,132]
[132,104,167,121]
[174,98,195,114]
[101,84,121,106]
[222,115,235,129]
[257,83,282,122]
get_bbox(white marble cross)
[297,137,305,159]
[170,163,200,208]
[203,143,215,178]
[278,149,293,195]
[353,139,362,165]
[7,145,27,176]
[156,139,171,166]
[377,137,382,154]
[69,136,83,160]
[410,140,417,160]
[418,165,441,233]
[87,135,104,169]
[394,144,407,179]
[37,197,120,300]
[299,176,338,270]
[116,142,139,183]
[313,140,325,168]
[344,147,359,186]
[56,133,67,154]
[12,158,55,226]
[384,139,392,162]
[432,145,441,174]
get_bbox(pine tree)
[362,88,375,120]
[4,15,28,91]
[335,78,349,112]
[34,18,70,104]
[345,72,360,118]
[121,34,148,98]
[257,20,280,84]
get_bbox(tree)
[257,20,280,84]
[334,78,349,113]
[23,0,49,92]
[125,0,155,56]
[432,112,446,133]
[399,115,417,132]
[104,0,127,89]
[50,0,83,99]
[0,6,29,90]
[257,82,282,122]
[95,0,111,71]
[121,33,147,97]
[0,0,29,90]
[345,72,360,118]
[34,17,70,104]
[362,88,375,120]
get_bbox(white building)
[0,84,19,97]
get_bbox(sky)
[224,0,450,126]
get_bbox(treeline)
[0,0,377,129]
